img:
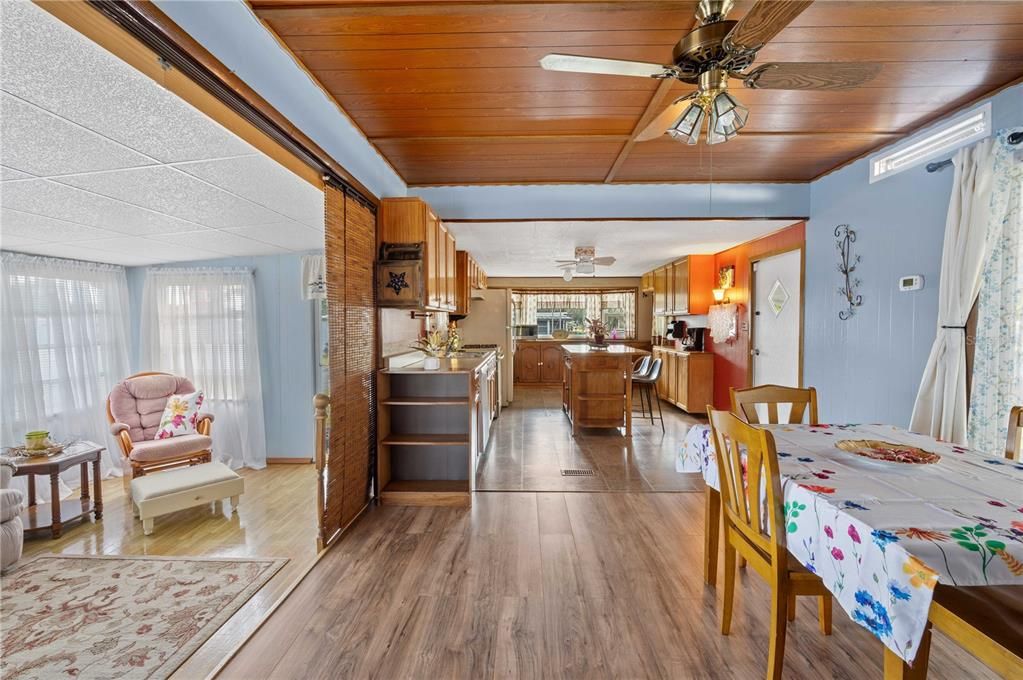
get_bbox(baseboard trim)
[266,457,313,465]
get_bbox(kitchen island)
[560,344,651,436]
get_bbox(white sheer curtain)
[968,129,1023,452]
[910,139,999,444]
[140,267,266,469]
[1,252,130,501]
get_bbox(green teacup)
[25,430,50,451]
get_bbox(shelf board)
[577,395,625,401]
[382,433,470,446]
[382,397,469,406]
[380,479,470,507]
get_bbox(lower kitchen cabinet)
[514,341,563,385]
[652,347,714,414]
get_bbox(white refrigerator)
[456,288,515,406]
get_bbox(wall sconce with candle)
[713,265,735,304]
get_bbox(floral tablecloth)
[679,423,1023,662]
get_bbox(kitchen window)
[511,289,637,339]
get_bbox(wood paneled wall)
[322,184,377,549]
[706,223,806,410]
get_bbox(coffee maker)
[668,320,705,352]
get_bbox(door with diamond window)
[751,248,802,389]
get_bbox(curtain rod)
[926,130,1022,173]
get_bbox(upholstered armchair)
[1,457,24,572]
[107,372,214,478]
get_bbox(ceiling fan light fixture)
[709,91,749,138]
[668,102,706,145]
[562,269,574,282]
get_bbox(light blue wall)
[126,252,320,459]
[804,83,1023,426]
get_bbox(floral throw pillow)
[155,390,204,439]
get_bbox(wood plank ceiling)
[250,1,1023,186]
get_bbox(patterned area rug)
[1,554,287,680]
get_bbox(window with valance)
[511,289,637,338]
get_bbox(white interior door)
[752,249,802,387]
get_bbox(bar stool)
[632,356,652,416]
[633,358,664,432]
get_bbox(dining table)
[679,422,1023,673]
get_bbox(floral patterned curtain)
[968,129,1023,453]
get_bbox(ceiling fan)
[557,246,616,281]
[539,0,881,145]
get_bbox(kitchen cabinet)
[514,341,563,385]
[653,267,668,316]
[646,254,715,317]
[540,344,563,384]
[652,347,714,414]
[379,197,457,312]
[454,250,488,316]
[514,342,541,383]
[641,271,654,292]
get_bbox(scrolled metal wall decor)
[835,224,862,320]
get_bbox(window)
[511,289,637,338]
[870,103,991,183]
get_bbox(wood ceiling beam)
[604,78,674,184]
[368,131,902,144]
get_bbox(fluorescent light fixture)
[869,103,991,183]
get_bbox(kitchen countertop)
[381,350,496,374]
[515,337,644,343]
[651,346,712,355]
[561,344,650,356]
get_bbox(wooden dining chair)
[708,408,832,680]
[730,385,819,425]
[1006,405,1022,461]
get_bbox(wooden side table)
[13,441,104,539]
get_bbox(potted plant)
[586,317,608,345]
[411,329,446,370]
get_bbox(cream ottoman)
[130,462,244,535]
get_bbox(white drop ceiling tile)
[1,208,114,242]
[176,156,324,228]
[54,166,283,228]
[0,234,44,248]
[0,2,255,163]
[1,180,204,236]
[1,165,35,181]
[1,93,156,177]
[4,241,158,266]
[224,222,324,250]
[79,236,224,263]
[149,229,287,257]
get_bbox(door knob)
[752,349,761,356]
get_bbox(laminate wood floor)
[16,463,319,680]
[477,387,706,492]
[218,491,995,679]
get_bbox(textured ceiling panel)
[53,166,284,229]
[0,93,156,177]
[1,180,206,236]
[1,208,115,242]
[225,222,325,251]
[446,219,797,276]
[175,155,324,229]
[71,235,225,262]
[7,241,164,267]
[1,165,35,182]
[0,1,255,164]
[148,229,287,257]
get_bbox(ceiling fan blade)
[555,259,579,264]
[724,0,814,53]
[592,257,617,266]
[540,54,670,78]
[741,62,882,90]
[635,96,695,142]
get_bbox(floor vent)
[561,469,595,477]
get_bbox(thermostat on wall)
[899,275,924,291]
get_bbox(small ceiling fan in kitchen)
[557,247,616,281]
[539,0,881,145]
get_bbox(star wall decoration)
[386,271,410,295]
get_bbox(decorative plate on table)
[835,439,940,464]
[4,442,67,458]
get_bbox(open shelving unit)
[377,369,475,507]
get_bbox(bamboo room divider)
[319,183,377,550]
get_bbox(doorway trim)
[747,243,806,388]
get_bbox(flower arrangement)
[586,317,608,344]
[411,325,462,357]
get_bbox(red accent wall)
[706,222,806,409]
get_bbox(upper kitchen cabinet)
[454,251,488,316]
[646,255,715,316]
[379,197,457,312]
